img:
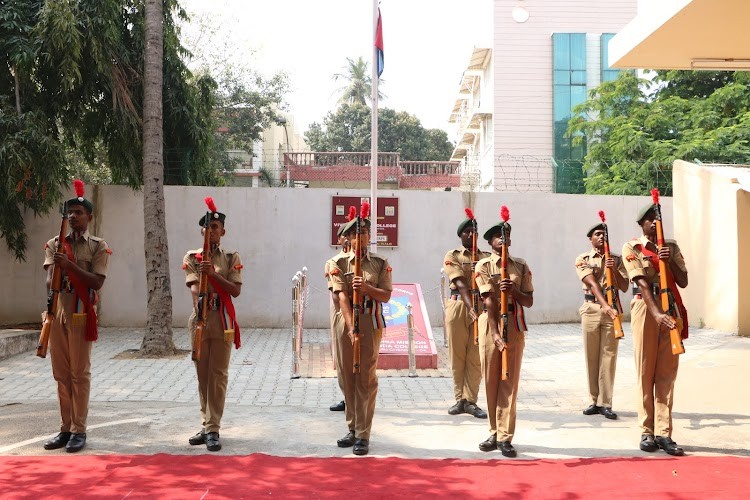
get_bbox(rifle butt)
[36,319,52,358]
[613,315,625,339]
[353,334,361,374]
[192,322,205,362]
[473,321,479,346]
[670,327,685,355]
[501,348,509,381]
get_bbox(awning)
[610,0,750,70]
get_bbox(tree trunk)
[140,0,175,355]
[13,67,21,115]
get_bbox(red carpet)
[2,454,748,498]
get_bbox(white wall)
[2,186,672,329]
[673,160,748,334]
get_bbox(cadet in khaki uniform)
[326,226,350,412]
[329,213,392,456]
[443,214,489,418]
[575,222,629,420]
[183,202,242,452]
[42,180,111,453]
[474,214,533,458]
[622,204,688,456]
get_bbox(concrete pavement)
[0,323,748,459]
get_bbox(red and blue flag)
[375,8,384,77]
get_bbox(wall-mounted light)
[691,58,750,70]
[512,1,529,23]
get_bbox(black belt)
[584,294,597,303]
[199,293,221,311]
[632,284,660,296]
[350,300,374,309]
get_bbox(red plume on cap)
[651,188,660,205]
[347,206,357,221]
[598,210,606,223]
[73,179,85,198]
[360,201,370,220]
[204,196,217,213]
[464,207,475,221]
[500,205,510,222]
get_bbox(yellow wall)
[674,160,746,335]
[738,188,750,336]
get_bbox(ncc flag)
[375,8,384,77]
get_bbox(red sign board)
[331,196,399,247]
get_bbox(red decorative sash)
[208,276,241,349]
[62,241,98,341]
[636,244,689,339]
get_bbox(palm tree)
[333,57,385,106]
[140,0,176,355]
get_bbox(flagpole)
[370,0,379,254]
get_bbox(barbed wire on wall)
[85,148,681,194]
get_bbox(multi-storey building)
[492,0,637,192]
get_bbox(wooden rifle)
[598,210,624,339]
[352,202,370,374]
[36,202,68,358]
[499,206,510,381]
[651,189,685,355]
[465,208,480,346]
[192,197,215,362]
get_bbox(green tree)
[305,104,453,161]
[333,57,384,106]
[568,70,750,195]
[0,0,218,259]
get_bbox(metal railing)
[290,267,308,379]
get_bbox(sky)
[178,0,492,139]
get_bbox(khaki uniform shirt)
[574,248,627,293]
[329,252,393,298]
[621,235,687,286]
[444,246,491,291]
[475,253,534,313]
[183,246,243,292]
[44,230,110,310]
[325,250,349,291]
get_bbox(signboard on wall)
[331,196,399,247]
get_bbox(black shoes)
[189,431,206,445]
[583,404,617,419]
[43,432,72,450]
[352,438,369,455]
[65,433,86,453]
[337,430,356,448]
[330,400,346,412]
[640,434,658,452]
[448,399,466,415]
[498,441,517,458]
[583,404,601,415]
[599,407,618,420]
[479,434,497,452]
[464,402,488,419]
[655,436,685,456]
[206,432,221,452]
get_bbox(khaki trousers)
[579,302,619,408]
[478,312,525,442]
[190,311,232,434]
[631,298,679,437]
[334,310,382,440]
[49,294,93,434]
[445,298,482,403]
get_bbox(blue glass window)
[601,33,620,82]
